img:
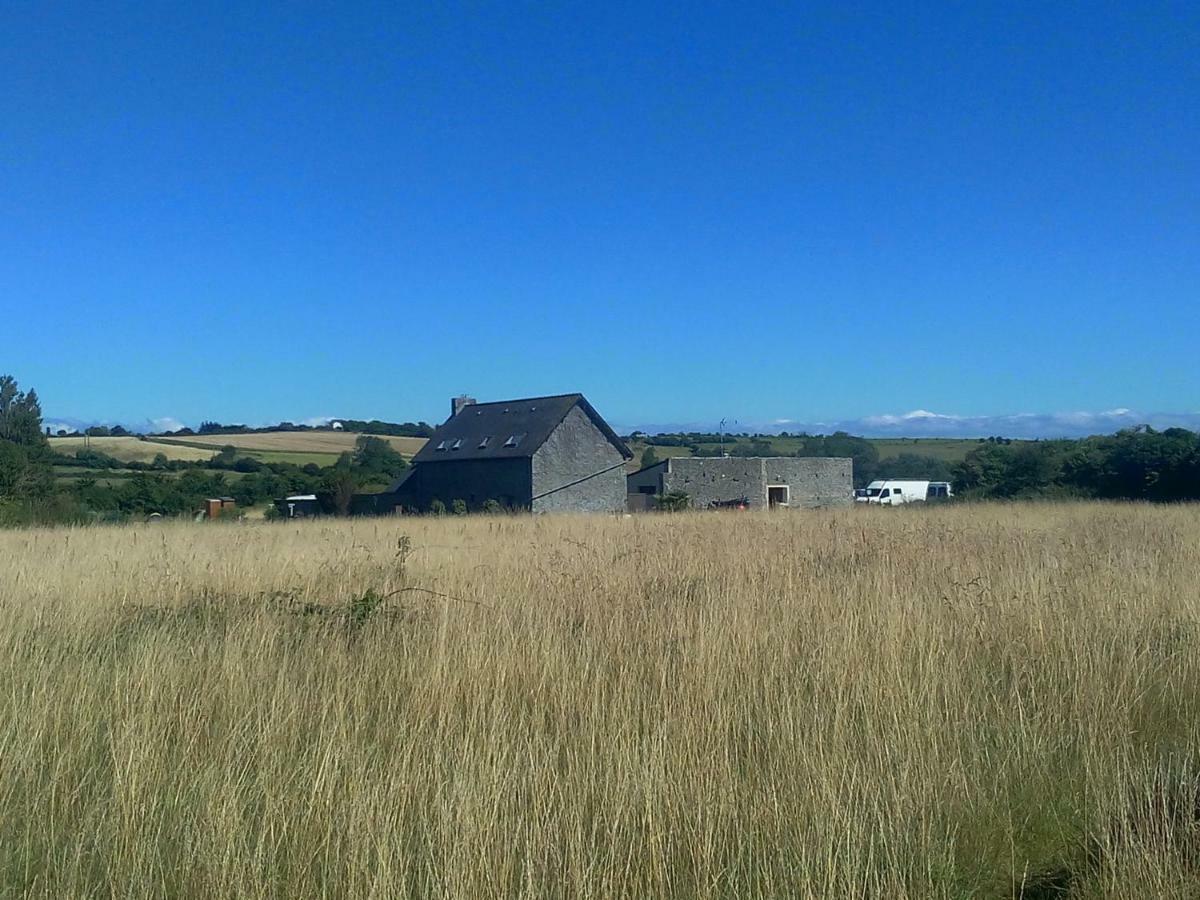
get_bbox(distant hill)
[150,432,427,465]
[50,432,428,467]
[49,436,214,463]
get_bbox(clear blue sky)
[2,1,1196,429]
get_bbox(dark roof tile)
[410,393,631,464]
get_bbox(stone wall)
[531,405,628,513]
[761,457,854,508]
[661,457,764,508]
[656,457,853,509]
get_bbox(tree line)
[0,375,410,524]
[639,427,1200,500]
[951,428,1200,500]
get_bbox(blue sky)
[2,2,1196,433]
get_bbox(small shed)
[275,494,321,518]
[204,497,237,519]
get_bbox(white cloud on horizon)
[148,416,187,433]
[616,408,1200,439]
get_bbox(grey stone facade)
[531,406,628,513]
[628,456,853,510]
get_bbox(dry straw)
[0,503,1198,898]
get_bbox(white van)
[854,480,938,505]
[927,482,954,501]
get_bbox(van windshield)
[866,488,882,497]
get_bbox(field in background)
[2,504,1198,897]
[49,433,428,473]
[150,432,427,456]
[49,435,215,463]
[870,436,1006,461]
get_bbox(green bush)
[655,490,690,512]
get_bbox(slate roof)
[409,393,631,464]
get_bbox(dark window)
[503,433,526,448]
[450,439,462,450]
[638,486,656,495]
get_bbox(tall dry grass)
[0,504,1198,898]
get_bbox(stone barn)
[383,393,632,513]
[627,456,853,510]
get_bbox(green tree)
[639,446,660,469]
[0,442,28,499]
[876,453,953,483]
[352,435,408,479]
[322,468,357,516]
[0,375,48,449]
[0,376,52,504]
[795,432,880,487]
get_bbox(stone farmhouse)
[378,393,632,514]
[626,456,853,511]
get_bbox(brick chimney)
[451,395,476,418]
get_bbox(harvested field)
[1,504,1198,897]
[151,432,427,457]
[48,436,216,463]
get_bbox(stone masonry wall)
[659,457,852,509]
[531,405,628,514]
[661,457,765,509]
[762,457,853,508]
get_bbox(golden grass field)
[48,435,217,463]
[153,432,428,456]
[2,504,1198,898]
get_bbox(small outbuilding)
[275,494,321,518]
[627,456,853,511]
[203,497,237,519]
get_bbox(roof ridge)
[456,392,582,409]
